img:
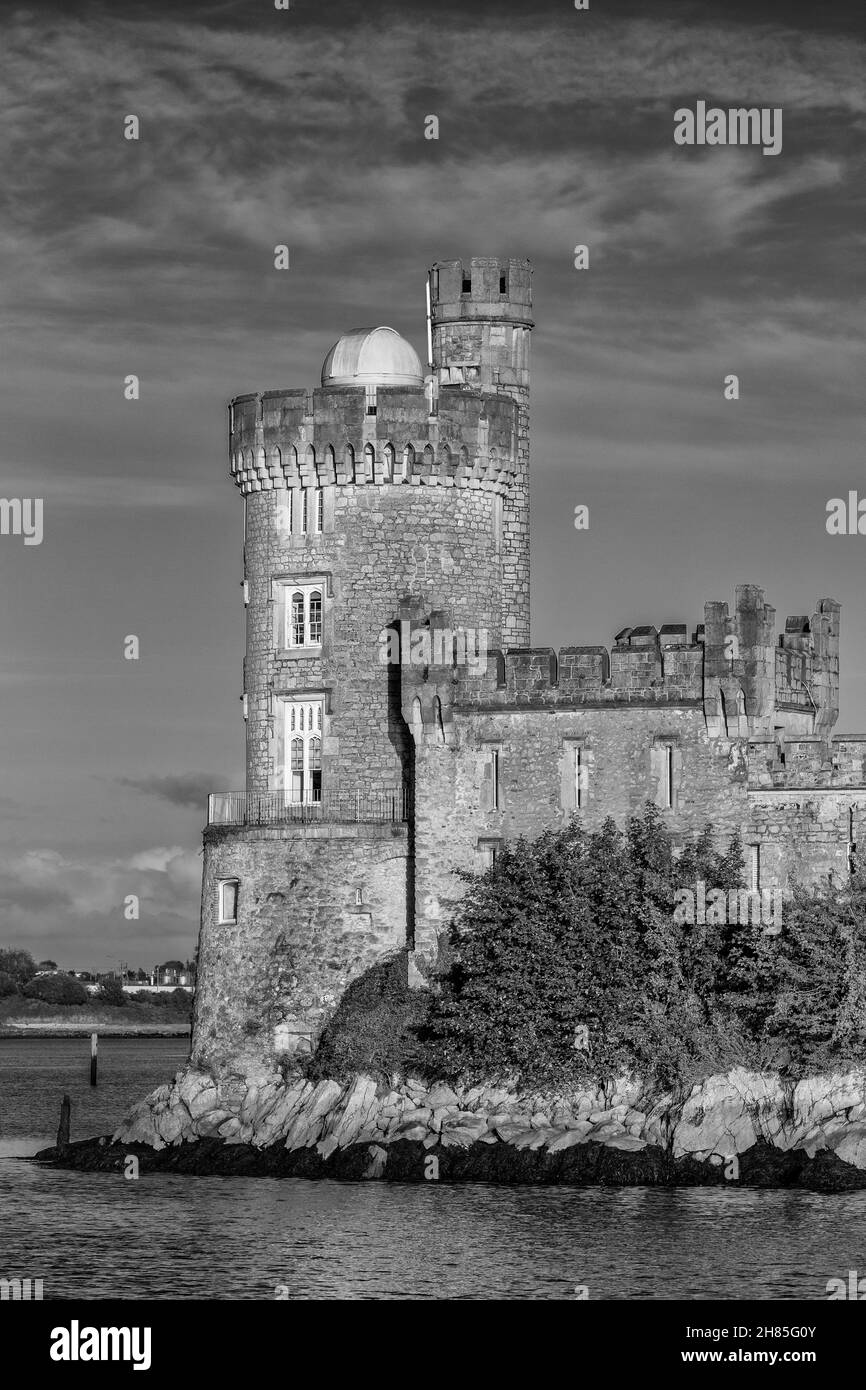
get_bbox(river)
[0,1038,862,1299]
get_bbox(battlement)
[398,588,842,730]
[228,385,520,496]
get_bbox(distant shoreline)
[0,1025,191,1039]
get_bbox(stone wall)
[409,703,750,958]
[192,822,408,1074]
[243,482,508,794]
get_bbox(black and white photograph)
[1,0,865,1344]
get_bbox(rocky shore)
[33,1065,866,1190]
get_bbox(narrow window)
[749,845,761,894]
[576,745,585,810]
[499,272,507,294]
[491,749,500,810]
[309,736,322,801]
[300,489,308,534]
[365,385,377,417]
[664,744,674,809]
[308,590,322,644]
[315,489,324,533]
[290,591,305,646]
[462,273,472,293]
[218,879,239,924]
[290,737,304,801]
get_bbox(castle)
[190,255,866,1078]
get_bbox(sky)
[0,0,863,968]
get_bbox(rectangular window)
[652,739,679,811]
[314,489,324,534]
[499,272,507,294]
[284,583,324,648]
[749,845,761,894]
[365,385,377,417]
[576,745,585,810]
[218,879,239,924]
[285,698,324,803]
[491,749,500,810]
[462,274,472,293]
[300,490,308,534]
[476,839,501,872]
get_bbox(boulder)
[252,1079,311,1147]
[425,1084,460,1109]
[546,1129,590,1153]
[323,1075,380,1148]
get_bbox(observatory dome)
[321,326,424,388]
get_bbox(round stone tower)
[190,257,532,1077]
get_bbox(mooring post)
[57,1094,71,1151]
[90,1031,98,1086]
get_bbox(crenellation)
[191,253,866,1079]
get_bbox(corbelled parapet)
[228,385,520,496]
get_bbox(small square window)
[218,879,239,924]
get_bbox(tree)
[98,978,127,1007]
[0,971,19,997]
[37,959,58,971]
[424,806,747,1087]
[0,949,37,984]
[23,974,88,1005]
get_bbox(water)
[1,1039,864,1300]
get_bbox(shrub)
[98,979,127,1007]
[306,953,432,1082]
[423,806,748,1088]
[23,973,88,1005]
[0,970,19,997]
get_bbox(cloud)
[0,845,200,924]
[119,773,217,809]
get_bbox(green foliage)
[306,952,432,1083]
[0,970,19,997]
[0,949,37,984]
[23,973,88,1005]
[98,979,127,1006]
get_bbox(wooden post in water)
[90,1031,98,1086]
[57,1094,71,1151]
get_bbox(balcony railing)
[207,788,411,827]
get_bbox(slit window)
[462,274,472,293]
[499,273,507,294]
[218,879,239,924]
[749,845,761,894]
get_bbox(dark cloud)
[119,774,217,809]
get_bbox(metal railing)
[207,787,411,826]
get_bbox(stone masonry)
[191,254,866,1077]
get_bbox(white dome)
[321,326,424,388]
